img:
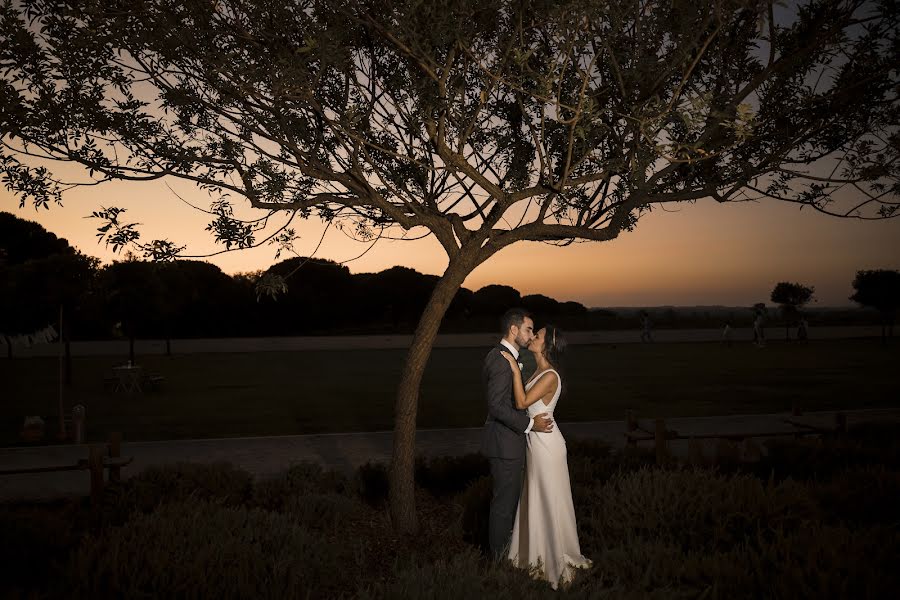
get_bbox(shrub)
[69,499,349,599]
[99,461,252,525]
[282,492,363,531]
[577,467,899,598]
[581,467,819,552]
[415,453,490,497]
[811,465,900,527]
[458,475,492,553]
[566,437,614,461]
[757,421,900,482]
[357,547,560,599]
[251,461,350,512]
[357,461,389,507]
[750,522,899,599]
[0,500,85,594]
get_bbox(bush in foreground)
[69,499,350,599]
[3,433,899,598]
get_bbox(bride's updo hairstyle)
[541,324,568,400]
[541,324,567,370]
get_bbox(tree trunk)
[63,311,72,386]
[389,252,479,533]
[64,338,72,385]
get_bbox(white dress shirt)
[499,339,534,433]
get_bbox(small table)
[112,365,143,393]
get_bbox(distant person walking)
[640,311,653,343]
[722,320,733,347]
[752,305,766,348]
[797,317,809,342]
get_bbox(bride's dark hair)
[541,324,567,370]
[539,324,568,400]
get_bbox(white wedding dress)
[508,368,592,588]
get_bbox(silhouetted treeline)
[0,213,595,340]
[0,212,893,343]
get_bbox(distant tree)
[99,260,167,364]
[850,270,900,342]
[3,0,898,533]
[559,301,587,316]
[0,212,72,265]
[770,282,815,340]
[0,251,98,365]
[0,213,98,377]
[521,294,560,318]
[154,260,244,349]
[262,258,358,334]
[356,266,443,332]
[470,285,522,319]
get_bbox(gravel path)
[2,407,897,502]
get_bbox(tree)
[99,260,167,365]
[850,270,900,342]
[0,211,72,265]
[522,294,561,317]
[2,0,897,532]
[262,257,357,333]
[0,214,97,375]
[470,284,523,318]
[770,281,815,340]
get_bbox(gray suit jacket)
[481,345,530,459]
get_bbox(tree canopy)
[850,269,900,339]
[770,281,815,338]
[2,0,897,258]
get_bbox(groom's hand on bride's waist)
[532,412,554,433]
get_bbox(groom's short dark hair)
[501,308,532,335]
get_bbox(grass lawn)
[1,338,897,445]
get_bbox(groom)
[482,308,554,559]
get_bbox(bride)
[499,325,591,589]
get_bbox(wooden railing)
[0,432,133,505]
[624,409,848,465]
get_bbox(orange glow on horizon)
[4,176,899,308]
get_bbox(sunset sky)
[5,174,898,308]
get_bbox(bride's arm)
[500,355,558,409]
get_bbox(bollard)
[88,444,104,506]
[72,405,86,444]
[835,412,847,437]
[108,432,122,483]
[626,410,637,448]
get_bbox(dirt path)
[2,407,897,502]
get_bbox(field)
[1,338,897,445]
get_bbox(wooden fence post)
[835,412,847,437]
[655,419,668,465]
[626,411,637,448]
[108,432,122,483]
[88,444,104,506]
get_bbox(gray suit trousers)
[488,455,525,559]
